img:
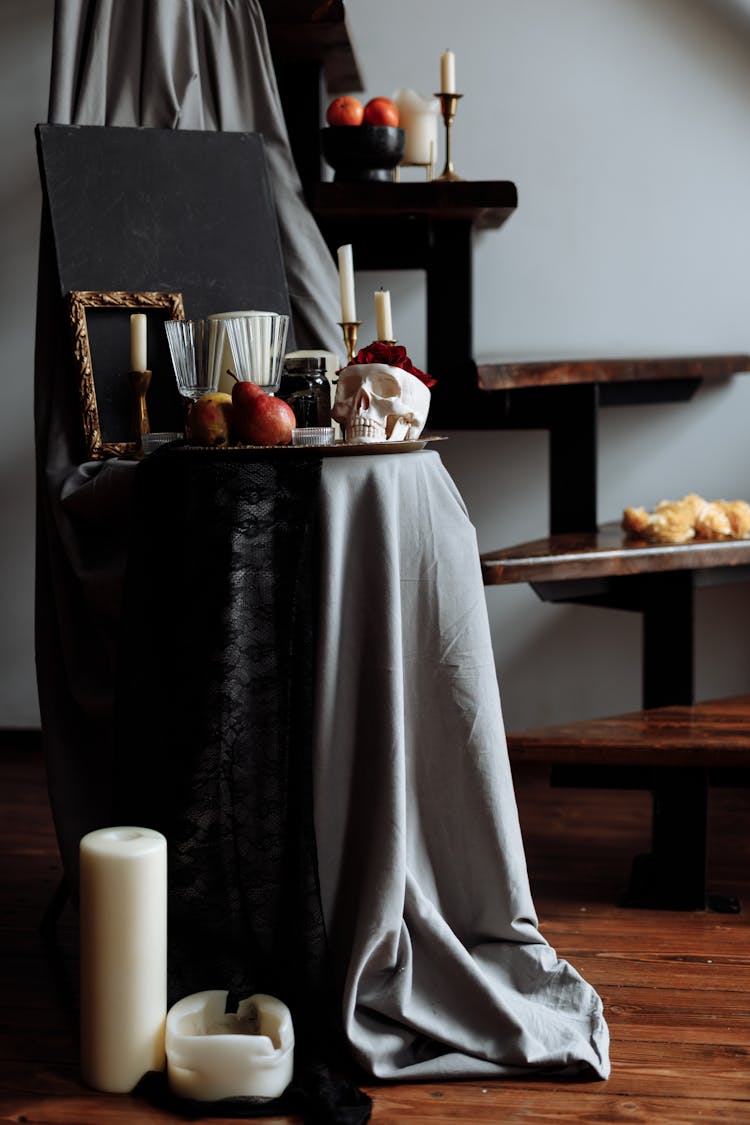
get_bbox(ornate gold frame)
[68,290,185,459]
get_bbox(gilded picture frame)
[68,290,185,459]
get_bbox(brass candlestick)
[127,369,151,451]
[339,320,362,364]
[434,92,464,182]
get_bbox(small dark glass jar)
[278,356,332,428]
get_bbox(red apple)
[363,97,399,127]
[232,381,296,445]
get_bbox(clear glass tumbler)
[223,313,289,394]
[164,319,226,405]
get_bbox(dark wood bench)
[506,694,750,912]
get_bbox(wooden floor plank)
[3,746,750,1122]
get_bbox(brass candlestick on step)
[434,92,464,182]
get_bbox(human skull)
[332,363,431,444]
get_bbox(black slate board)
[37,124,293,440]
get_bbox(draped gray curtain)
[36,0,340,896]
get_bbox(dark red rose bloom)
[349,341,437,388]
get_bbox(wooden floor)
[3,745,750,1124]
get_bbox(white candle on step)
[394,89,440,166]
[130,313,148,371]
[79,826,167,1093]
[440,49,456,94]
[374,288,393,341]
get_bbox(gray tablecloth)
[43,444,609,1082]
[312,450,610,1080]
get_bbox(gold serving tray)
[171,436,448,457]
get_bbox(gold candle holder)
[127,369,151,451]
[377,339,398,346]
[434,92,464,182]
[339,320,362,364]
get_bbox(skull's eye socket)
[337,372,363,399]
[371,372,401,398]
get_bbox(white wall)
[2,0,750,729]
[344,0,750,728]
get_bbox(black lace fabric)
[114,446,370,1123]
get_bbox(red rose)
[348,342,437,388]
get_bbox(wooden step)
[476,353,750,391]
[314,179,518,229]
[506,694,750,770]
[481,521,750,585]
[507,695,750,909]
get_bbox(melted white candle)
[394,89,440,166]
[166,991,294,1102]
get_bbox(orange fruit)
[325,96,365,127]
[363,97,400,127]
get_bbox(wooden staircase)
[506,695,750,912]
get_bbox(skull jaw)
[345,415,422,445]
[346,417,387,444]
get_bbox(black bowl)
[320,125,405,182]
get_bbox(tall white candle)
[80,826,167,1093]
[440,49,456,94]
[130,313,148,371]
[337,244,357,323]
[374,289,393,341]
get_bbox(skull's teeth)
[349,419,384,439]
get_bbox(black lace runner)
[114,445,370,1124]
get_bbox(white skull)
[332,363,431,444]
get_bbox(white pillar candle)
[374,289,393,341]
[337,244,357,323]
[394,89,440,166]
[166,991,294,1102]
[130,313,148,371]
[79,827,167,1093]
[440,49,456,94]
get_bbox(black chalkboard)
[37,124,293,440]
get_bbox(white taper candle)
[130,313,148,371]
[440,49,456,94]
[374,289,393,341]
[337,244,357,323]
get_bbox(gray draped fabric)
[313,452,610,1081]
[37,0,340,896]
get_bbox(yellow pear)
[186,392,233,446]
